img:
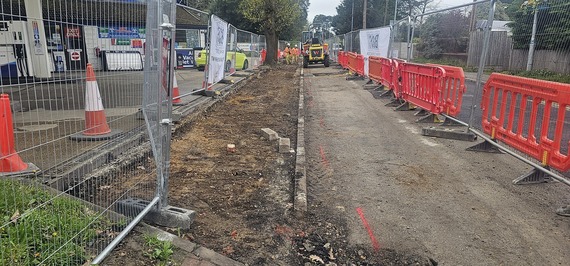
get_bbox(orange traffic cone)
[0,94,38,174]
[202,80,213,90]
[172,74,183,105]
[70,64,121,141]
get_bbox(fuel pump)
[0,21,33,78]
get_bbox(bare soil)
[102,65,435,265]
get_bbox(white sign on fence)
[359,26,390,76]
[208,15,228,85]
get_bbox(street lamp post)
[526,0,548,71]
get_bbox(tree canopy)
[331,0,437,35]
[177,0,211,11]
[240,0,303,64]
[507,0,570,51]
[209,0,259,33]
[416,10,470,59]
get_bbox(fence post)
[158,3,177,210]
[388,20,394,58]
[406,16,413,61]
[467,0,496,130]
[526,5,539,71]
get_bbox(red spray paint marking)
[356,207,381,252]
[308,100,314,108]
[319,145,329,168]
[319,116,325,128]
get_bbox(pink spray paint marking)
[356,207,381,252]
[319,145,329,168]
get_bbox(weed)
[143,234,175,266]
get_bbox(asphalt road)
[303,65,570,265]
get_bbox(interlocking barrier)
[340,52,348,69]
[380,57,393,89]
[347,52,358,74]
[355,54,365,77]
[337,52,344,68]
[391,59,404,98]
[481,73,570,172]
[368,56,383,84]
[399,62,447,114]
[428,64,466,117]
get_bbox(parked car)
[195,48,249,71]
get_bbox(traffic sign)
[71,51,80,61]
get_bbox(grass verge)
[0,179,107,265]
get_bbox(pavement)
[464,71,491,82]
[301,64,570,265]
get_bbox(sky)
[307,0,478,23]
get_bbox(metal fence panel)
[227,24,237,75]
[0,0,173,264]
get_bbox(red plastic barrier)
[380,57,392,89]
[428,64,466,117]
[368,56,383,83]
[399,62,446,114]
[481,73,570,171]
[391,59,405,98]
[356,54,365,77]
[347,52,358,74]
[339,52,348,69]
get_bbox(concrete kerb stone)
[294,67,308,216]
[278,137,291,153]
[136,223,245,266]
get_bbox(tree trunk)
[264,30,279,66]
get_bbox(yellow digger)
[302,37,330,68]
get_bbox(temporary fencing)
[481,73,570,172]
[343,30,360,54]
[324,35,343,63]
[0,0,186,264]
[399,62,446,114]
[333,0,570,188]
[237,29,263,69]
[429,64,466,117]
[347,52,359,75]
[227,24,238,74]
[368,56,383,83]
[202,15,266,94]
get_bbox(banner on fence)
[359,27,390,76]
[208,15,228,84]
